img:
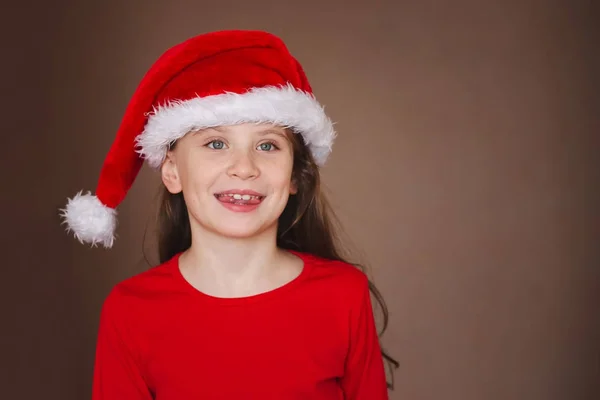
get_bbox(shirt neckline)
[168,249,314,306]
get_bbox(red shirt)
[92,251,389,399]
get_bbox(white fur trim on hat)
[60,191,117,248]
[135,84,336,168]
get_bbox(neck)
[179,223,288,295]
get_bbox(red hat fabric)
[60,30,336,248]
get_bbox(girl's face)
[161,123,297,239]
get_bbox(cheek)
[178,159,217,191]
[271,168,295,194]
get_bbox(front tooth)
[233,194,242,200]
[241,194,251,200]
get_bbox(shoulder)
[297,251,370,298]
[100,254,180,318]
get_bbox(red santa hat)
[60,30,336,248]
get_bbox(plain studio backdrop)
[1,1,598,399]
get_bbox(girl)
[61,30,398,399]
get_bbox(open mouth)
[214,192,265,206]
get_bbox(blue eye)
[258,142,277,151]
[207,140,226,150]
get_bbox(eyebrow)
[205,126,288,138]
[258,129,288,139]
[207,126,227,133]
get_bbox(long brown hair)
[155,128,399,388]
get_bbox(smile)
[214,190,265,212]
[215,193,264,204]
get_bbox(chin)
[201,211,276,238]
[212,222,274,239]
[190,200,285,239]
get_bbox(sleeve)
[92,288,153,400]
[340,273,389,400]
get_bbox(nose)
[227,149,259,180]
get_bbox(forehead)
[171,123,294,150]
[204,123,288,136]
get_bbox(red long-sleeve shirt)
[92,250,389,399]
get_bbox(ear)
[161,151,183,194]
[289,177,298,195]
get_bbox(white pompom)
[60,191,117,248]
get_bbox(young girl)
[61,30,397,399]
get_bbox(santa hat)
[60,30,336,248]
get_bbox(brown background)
[2,1,599,399]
